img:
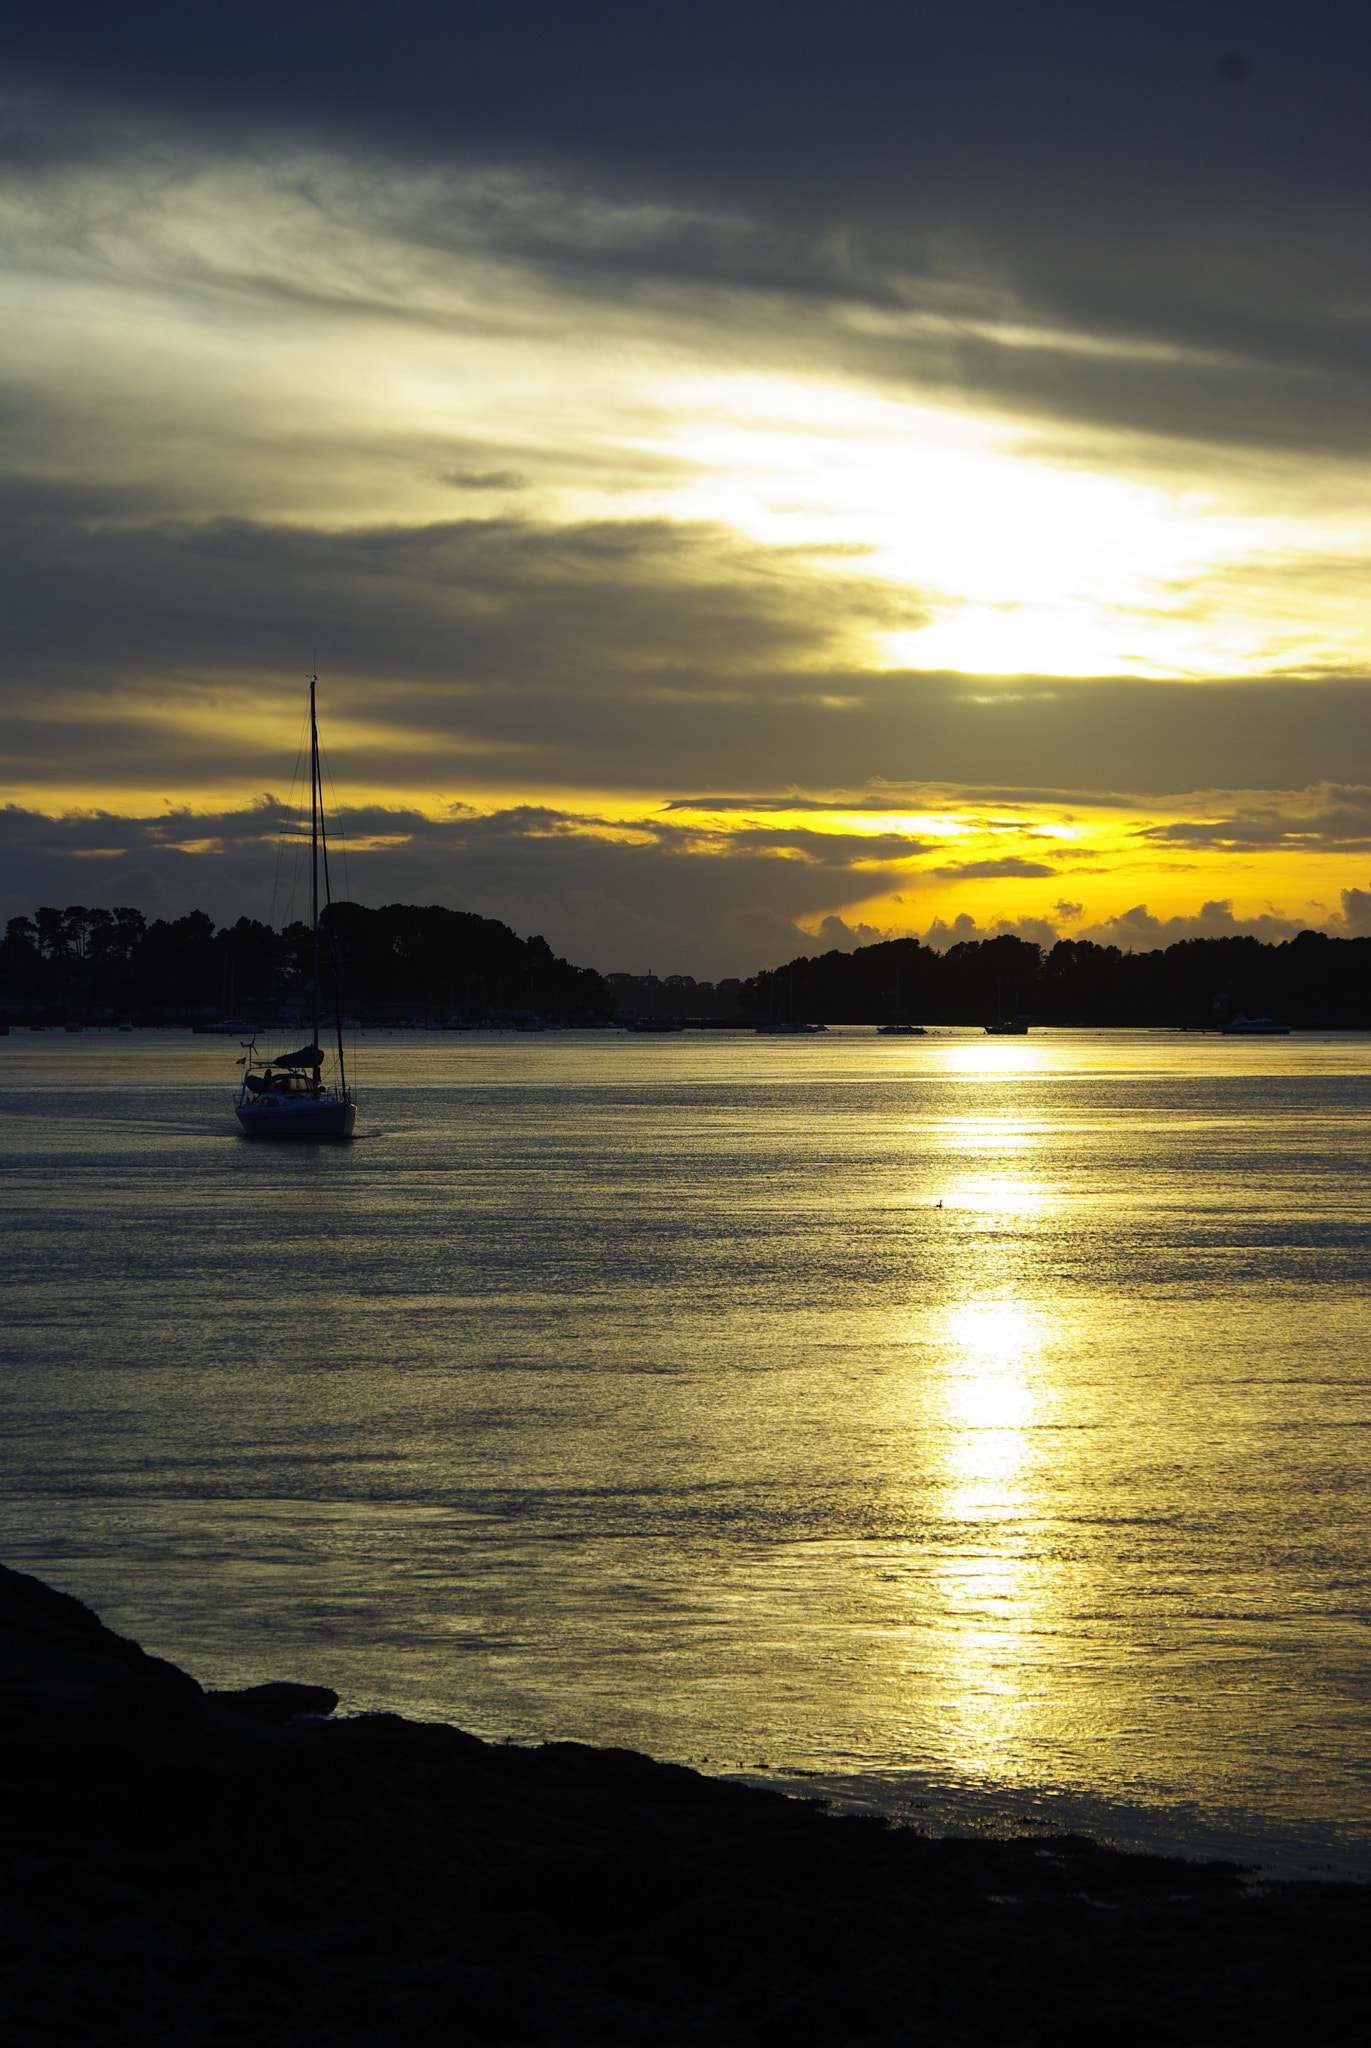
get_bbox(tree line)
[3,902,1367,1027]
[0,902,607,1024]
[741,929,1371,1027]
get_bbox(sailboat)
[629,968,683,1033]
[984,979,1028,1036]
[754,962,826,1033]
[235,675,357,1139]
[876,962,926,1035]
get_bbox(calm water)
[3,1027,1370,1876]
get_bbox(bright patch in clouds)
[646,375,1367,679]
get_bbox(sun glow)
[644,373,1371,681]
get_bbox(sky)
[3,2,1371,977]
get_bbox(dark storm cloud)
[5,484,1371,799]
[6,4,1371,452]
[5,3,1360,234]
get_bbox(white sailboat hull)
[236,1095,356,1139]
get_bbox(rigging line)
[315,731,336,913]
[318,739,352,910]
[310,688,350,1100]
[268,709,311,936]
[316,733,358,1078]
[317,763,336,915]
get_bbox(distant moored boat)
[1222,1015,1291,1036]
[985,979,1028,1034]
[877,963,925,1034]
[628,970,683,1032]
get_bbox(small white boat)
[235,674,356,1140]
[1221,1015,1291,1036]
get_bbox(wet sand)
[3,1562,1368,2046]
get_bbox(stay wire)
[268,706,312,935]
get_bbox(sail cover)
[272,1044,324,1068]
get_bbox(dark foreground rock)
[2,1564,1369,2046]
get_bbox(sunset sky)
[4,3,1371,976]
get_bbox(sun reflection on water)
[945,1171,1050,1218]
[921,1298,1063,1778]
[942,1300,1042,1517]
[937,1038,1052,1079]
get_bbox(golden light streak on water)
[936,1037,1053,1080]
[925,1299,1060,1778]
[941,1310,1038,1519]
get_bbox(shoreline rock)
[3,1562,1369,2045]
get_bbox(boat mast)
[309,672,349,1102]
[309,673,321,1091]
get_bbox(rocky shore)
[3,1561,1369,2046]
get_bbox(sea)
[3,1025,1370,1880]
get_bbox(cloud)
[6,476,1371,803]
[7,786,1364,978]
[919,911,1063,952]
[9,6,1371,467]
[0,797,914,980]
[437,470,529,492]
[932,857,1059,879]
[1136,787,1371,854]
[813,914,887,951]
[1077,899,1308,948]
[4,26,1371,983]
[1334,885,1371,937]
